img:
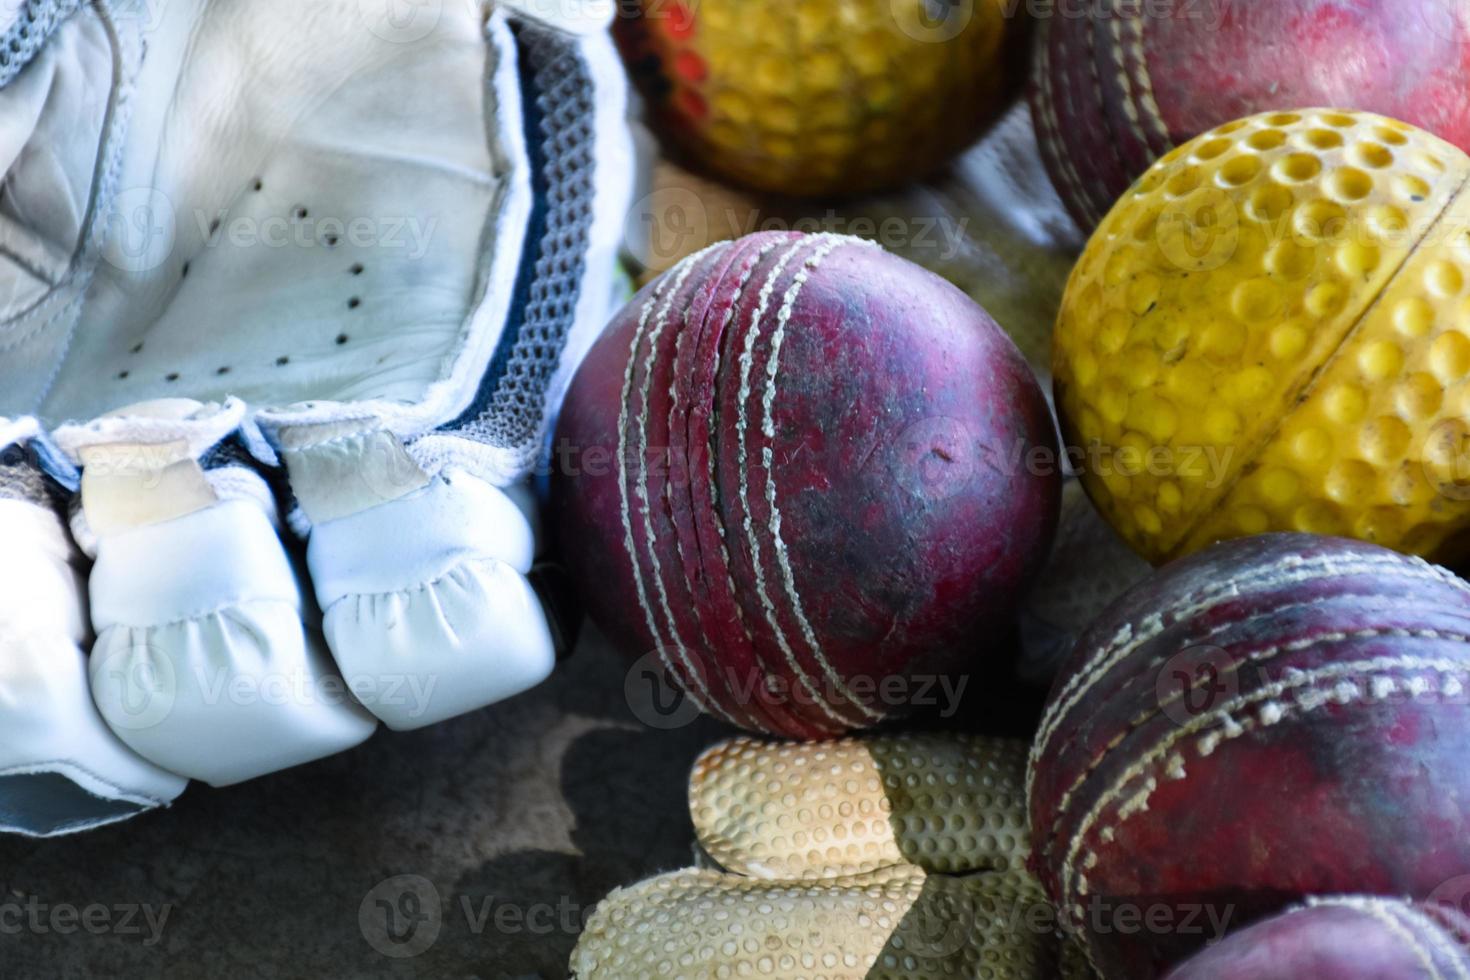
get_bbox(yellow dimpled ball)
[614,0,1027,198]
[1053,108,1470,565]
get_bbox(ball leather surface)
[1053,108,1470,565]
[1162,897,1470,980]
[553,231,1060,738]
[1029,532,1470,978]
[1032,0,1470,230]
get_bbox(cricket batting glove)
[0,0,631,817]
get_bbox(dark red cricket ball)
[1032,0,1470,230]
[553,231,1060,738]
[1163,896,1470,979]
[1030,533,1470,977]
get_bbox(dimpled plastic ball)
[613,0,1029,198]
[1032,0,1470,231]
[552,232,1060,739]
[1053,107,1470,566]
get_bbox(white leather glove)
[0,0,631,812]
[0,418,186,835]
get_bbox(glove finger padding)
[58,400,377,787]
[0,421,186,834]
[571,734,1093,979]
[0,0,632,800]
[276,420,552,730]
[689,734,1030,880]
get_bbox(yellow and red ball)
[615,0,1029,197]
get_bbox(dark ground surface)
[0,624,1043,979]
[0,629,727,979]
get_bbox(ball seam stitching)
[1059,652,1470,931]
[1027,552,1466,798]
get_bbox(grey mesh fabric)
[0,0,632,831]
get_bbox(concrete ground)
[0,630,729,978]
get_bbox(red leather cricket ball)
[1163,896,1470,980]
[553,231,1060,738]
[1032,0,1470,230]
[1029,533,1470,977]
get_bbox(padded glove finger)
[0,419,186,835]
[572,865,1088,980]
[274,420,555,729]
[572,733,1094,978]
[689,734,1030,880]
[58,400,376,787]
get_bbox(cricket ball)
[1163,896,1470,980]
[1028,532,1470,977]
[552,231,1060,739]
[1032,0,1470,230]
[1052,108,1470,566]
[614,0,1030,198]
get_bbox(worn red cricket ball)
[1163,896,1470,980]
[1032,0,1470,229]
[552,231,1060,738]
[1028,533,1470,978]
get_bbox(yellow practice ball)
[1053,108,1470,564]
[614,0,1026,198]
